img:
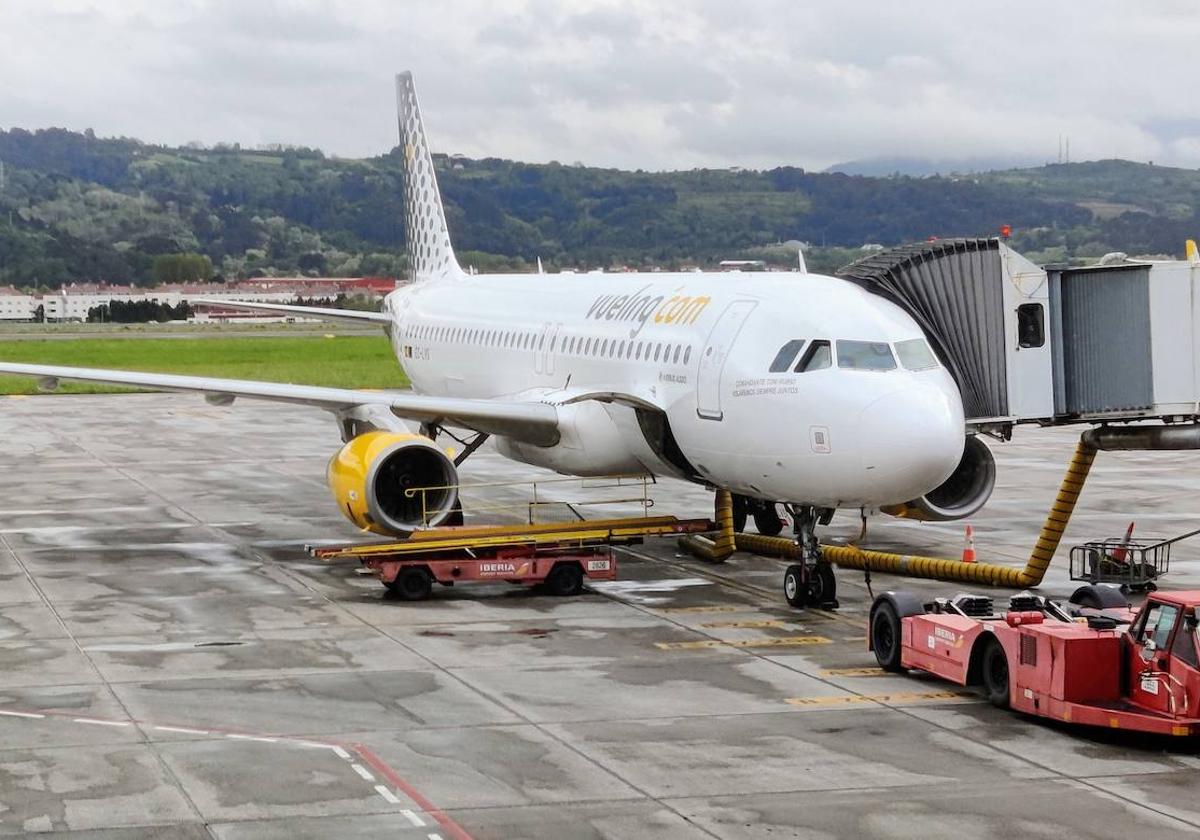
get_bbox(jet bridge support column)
[678,489,736,563]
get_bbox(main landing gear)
[730,494,786,536]
[782,504,839,610]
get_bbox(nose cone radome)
[858,384,965,502]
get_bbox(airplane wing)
[0,363,559,446]
[192,299,392,325]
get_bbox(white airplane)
[0,72,985,606]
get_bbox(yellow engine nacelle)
[327,431,459,536]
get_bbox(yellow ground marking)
[656,605,742,615]
[820,667,888,677]
[7,395,28,400]
[787,690,975,707]
[699,619,792,629]
[656,635,831,651]
[786,690,975,707]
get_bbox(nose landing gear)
[782,504,839,609]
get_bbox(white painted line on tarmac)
[332,746,351,759]
[0,710,45,719]
[154,725,210,735]
[351,763,376,782]
[428,834,443,840]
[296,740,336,749]
[226,734,278,743]
[401,809,426,827]
[73,717,130,727]
[374,785,401,804]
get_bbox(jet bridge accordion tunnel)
[683,238,1200,587]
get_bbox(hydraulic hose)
[679,488,736,562]
[733,437,1100,588]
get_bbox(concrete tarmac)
[2,393,1200,838]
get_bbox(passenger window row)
[402,322,693,366]
[767,337,938,373]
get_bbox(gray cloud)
[1,0,1199,170]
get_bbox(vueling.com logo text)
[585,285,711,339]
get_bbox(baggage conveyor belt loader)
[310,515,713,600]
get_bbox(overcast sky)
[3,0,1200,171]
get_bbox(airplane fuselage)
[385,268,965,509]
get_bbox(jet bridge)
[839,238,1200,430]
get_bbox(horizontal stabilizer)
[192,299,392,324]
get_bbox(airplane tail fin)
[395,72,460,280]
[1187,238,1199,265]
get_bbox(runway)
[2,393,1200,838]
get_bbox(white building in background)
[0,286,36,321]
[0,277,402,323]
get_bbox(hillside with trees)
[1,126,1199,289]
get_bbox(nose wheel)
[782,505,838,609]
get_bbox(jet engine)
[327,431,459,536]
[881,435,995,522]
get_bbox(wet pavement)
[2,393,1200,838]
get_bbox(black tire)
[387,567,433,601]
[806,562,837,606]
[783,564,807,608]
[544,563,584,597]
[981,639,1010,708]
[871,601,904,672]
[753,505,784,536]
[731,494,748,533]
[443,507,465,527]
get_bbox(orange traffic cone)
[1111,521,1135,563]
[961,525,977,563]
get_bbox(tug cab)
[1125,592,1200,718]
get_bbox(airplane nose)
[858,384,965,499]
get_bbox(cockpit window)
[895,338,939,371]
[796,340,831,372]
[837,340,896,371]
[769,339,805,373]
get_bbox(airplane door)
[545,322,562,378]
[696,300,756,420]
[534,322,561,377]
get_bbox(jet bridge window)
[795,340,831,372]
[895,338,939,371]
[769,339,806,373]
[836,340,896,371]
[1017,303,1045,348]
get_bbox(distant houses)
[0,277,401,323]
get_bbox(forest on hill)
[2,125,1199,289]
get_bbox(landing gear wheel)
[783,564,807,608]
[981,639,1010,708]
[871,601,904,672]
[387,567,433,601]
[806,562,838,609]
[731,495,748,533]
[753,505,784,536]
[544,563,584,597]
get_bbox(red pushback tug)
[311,515,712,601]
[869,586,1200,735]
